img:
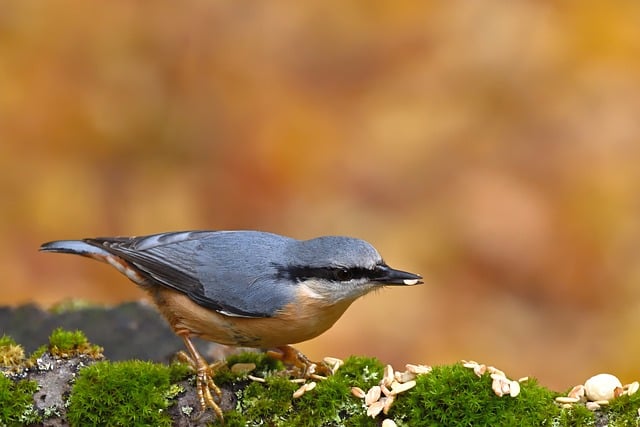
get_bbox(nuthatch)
[40,230,422,419]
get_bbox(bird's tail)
[40,240,111,261]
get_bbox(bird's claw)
[268,345,333,379]
[176,350,225,421]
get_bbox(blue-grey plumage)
[40,230,422,418]
[40,230,422,322]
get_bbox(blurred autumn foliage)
[2,1,640,389]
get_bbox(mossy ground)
[2,329,640,426]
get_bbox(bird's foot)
[267,345,333,379]
[176,350,225,421]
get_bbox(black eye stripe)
[275,265,384,282]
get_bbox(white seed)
[463,362,479,369]
[395,371,416,383]
[247,374,266,383]
[383,395,396,414]
[406,364,431,375]
[367,400,385,418]
[614,386,624,398]
[390,380,416,395]
[568,384,585,400]
[380,384,392,397]
[501,380,511,395]
[518,376,529,383]
[509,380,521,397]
[555,396,580,404]
[323,356,343,366]
[305,381,317,391]
[382,419,398,427]
[492,379,505,397]
[637,407,640,416]
[365,386,382,405]
[351,387,366,399]
[584,374,623,401]
[230,362,256,374]
[627,381,639,396]
[290,378,307,384]
[561,403,573,409]
[383,365,395,387]
[594,400,610,405]
[473,364,487,377]
[586,401,601,411]
[323,356,343,373]
[310,374,327,381]
[293,384,307,398]
[487,366,506,377]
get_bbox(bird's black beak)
[373,264,423,286]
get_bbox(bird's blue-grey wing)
[87,231,295,318]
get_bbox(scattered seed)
[247,374,266,383]
[367,400,385,418]
[351,386,366,399]
[380,384,392,397]
[406,363,432,375]
[509,380,521,397]
[561,403,574,409]
[555,396,580,404]
[383,395,395,414]
[365,386,382,405]
[594,400,610,406]
[627,381,639,396]
[382,419,398,427]
[323,356,344,373]
[230,362,256,374]
[568,384,585,400]
[492,379,505,397]
[518,376,529,383]
[290,378,307,384]
[293,384,307,398]
[383,365,394,387]
[395,370,417,383]
[586,401,601,411]
[390,380,416,395]
[473,364,487,377]
[306,381,317,391]
[584,373,622,401]
[487,366,506,377]
[310,374,327,381]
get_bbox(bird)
[40,230,422,420]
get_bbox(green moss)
[48,327,103,358]
[287,356,384,426]
[390,363,558,426]
[0,373,40,425]
[0,335,26,368]
[606,388,640,426]
[67,360,175,427]
[214,351,285,385]
[168,361,192,383]
[216,355,382,426]
[555,404,596,426]
[334,356,384,390]
[0,335,17,347]
[238,376,297,424]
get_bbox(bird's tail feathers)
[39,240,111,260]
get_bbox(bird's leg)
[177,334,224,421]
[267,345,332,378]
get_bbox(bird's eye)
[334,268,353,281]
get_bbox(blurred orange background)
[2,1,640,390]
